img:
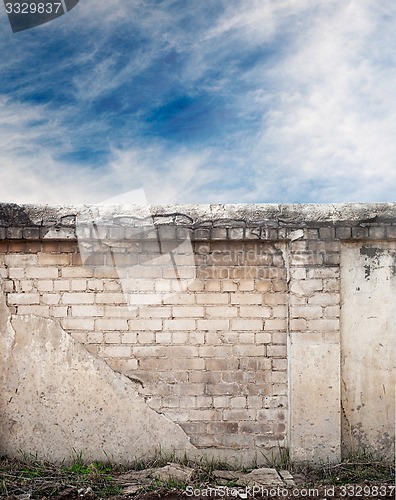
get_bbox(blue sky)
[0,0,395,204]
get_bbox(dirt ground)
[3,482,395,500]
[1,456,394,500]
[4,487,395,499]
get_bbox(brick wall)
[0,203,395,463]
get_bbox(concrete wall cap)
[0,203,395,229]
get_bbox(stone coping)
[0,203,395,241]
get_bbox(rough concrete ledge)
[0,203,395,241]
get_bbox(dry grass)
[0,455,123,498]
[0,450,394,498]
[294,450,395,486]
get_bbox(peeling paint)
[360,247,393,282]
[1,203,395,465]
[341,242,395,460]
[0,295,196,464]
[360,246,385,259]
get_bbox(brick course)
[0,202,395,460]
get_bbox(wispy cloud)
[253,0,396,201]
[0,1,395,204]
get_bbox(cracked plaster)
[0,293,196,463]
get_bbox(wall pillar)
[288,230,341,463]
[340,241,396,459]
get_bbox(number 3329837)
[5,3,62,14]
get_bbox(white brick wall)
[11,208,385,464]
[0,227,354,458]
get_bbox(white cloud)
[1,0,395,204]
[248,0,396,201]
[0,93,219,204]
[0,97,108,204]
[203,1,276,44]
[105,145,219,204]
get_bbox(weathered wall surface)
[0,295,195,463]
[341,242,395,460]
[0,203,394,464]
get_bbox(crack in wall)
[340,242,395,461]
[1,205,395,465]
[0,289,196,463]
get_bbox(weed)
[296,449,395,486]
[0,456,121,498]
[259,443,292,471]
[64,461,113,476]
[157,476,188,490]
[129,447,178,471]
[1,449,394,498]
[96,482,123,497]
[1,478,8,497]
[20,466,45,478]
[191,455,237,485]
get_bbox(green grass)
[0,456,122,498]
[64,460,113,476]
[20,466,45,478]
[0,449,394,498]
